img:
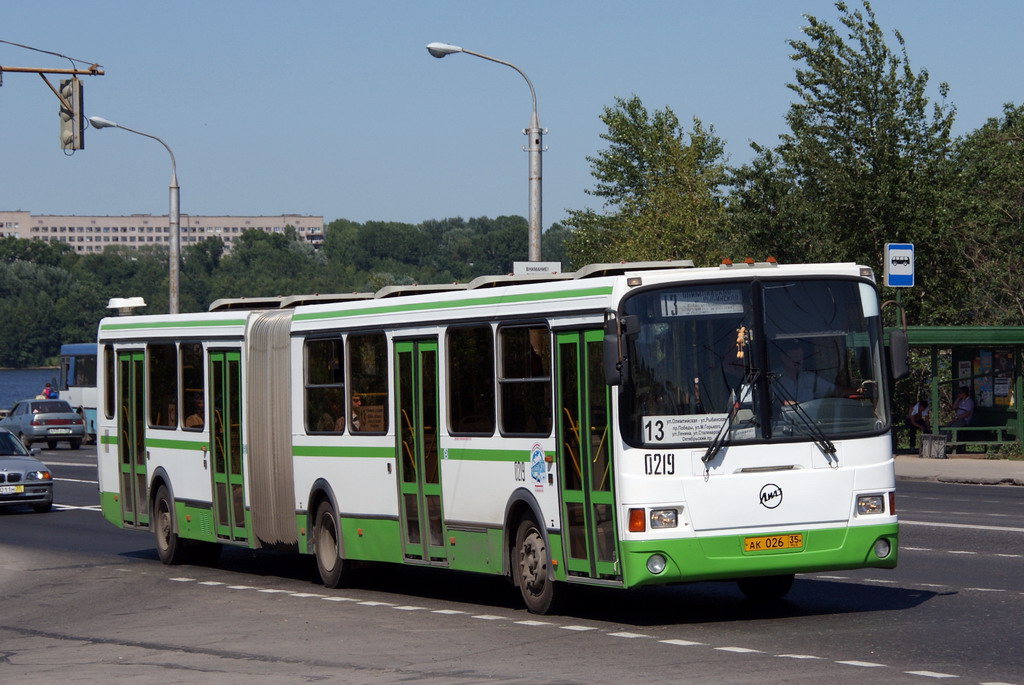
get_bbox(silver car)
[0,399,85,450]
[0,428,54,513]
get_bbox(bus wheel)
[514,518,558,614]
[314,500,350,588]
[737,574,795,601]
[153,485,187,565]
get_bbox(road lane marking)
[836,660,886,667]
[905,671,958,679]
[900,519,1024,533]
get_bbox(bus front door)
[209,350,247,543]
[556,330,620,581]
[394,339,447,564]
[116,350,148,528]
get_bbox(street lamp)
[427,42,544,262]
[88,116,180,314]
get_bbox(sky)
[2,1,1022,235]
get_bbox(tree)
[729,1,956,323]
[945,103,1024,324]
[564,95,729,268]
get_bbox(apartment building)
[0,210,324,253]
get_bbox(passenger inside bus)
[184,395,205,428]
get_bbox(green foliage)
[563,95,729,268]
[729,0,957,325]
[945,103,1024,324]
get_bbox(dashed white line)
[394,605,426,611]
[608,631,650,639]
[716,647,762,654]
[472,614,506,621]
[836,660,886,668]
[560,625,597,632]
[431,609,466,615]
[966,588,1005,593]
[290,592,326,598]
[660,639,704,647]
[777,654,823,660]
[905,671,958,679]
[516,620,554,626]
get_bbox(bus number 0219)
[644,453,675,476]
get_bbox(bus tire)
[153,485,187,565]
[513,517,558,614]
[314,500,351,588]
[737,573,795,601]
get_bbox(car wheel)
[153,485,187,565]
[69,438,82,450]
[47,440,58,450]
[513,517,560,614]
[32,501,53,513]
[314,499,352,588]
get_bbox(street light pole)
[426,42,543,262]
[88,116,180,314]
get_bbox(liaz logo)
[759,483,783,509]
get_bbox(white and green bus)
[96,260,908,613]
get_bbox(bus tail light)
[628,508,646,532]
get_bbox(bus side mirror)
[604,319,622,386]
[888,329,910,381]
[603,315,638,386]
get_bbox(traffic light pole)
[0,64,103,150]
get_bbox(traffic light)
[59,78,84,150]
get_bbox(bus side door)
[116,350,148,528]
[556,330,619,581]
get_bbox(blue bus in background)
[59,343,98,443]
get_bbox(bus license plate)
[744,534,803,552]
[0,485,25,495]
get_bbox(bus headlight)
[857,495,885,515]
[646,554,667,574]
[650,509,678,529]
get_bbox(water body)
[0,368,59,411]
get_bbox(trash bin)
[920,434,947,459]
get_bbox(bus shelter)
[903,326,1023,453]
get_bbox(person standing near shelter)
[904,399,929,448]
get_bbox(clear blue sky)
[3,1,1021,233]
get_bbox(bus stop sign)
[885,243,914,287]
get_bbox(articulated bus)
[59,342,98,442]
[96,260,908,613]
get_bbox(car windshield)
[0,432,29,456]
[619,278,889,448]
[30,401,74,414]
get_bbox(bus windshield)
[620,278,889,448]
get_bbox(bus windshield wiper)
[770,375,837,458]
[702,369,758,464]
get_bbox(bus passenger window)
[348,333,388,433]
[499,325,552,436]
[305,338,344,434]
[448,325,495,435]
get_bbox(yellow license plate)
[0,485,25,495]
[744,534,803,552]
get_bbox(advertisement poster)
[978,350,993,408]
[994,349,1014,406]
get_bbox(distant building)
[0,210,324,253]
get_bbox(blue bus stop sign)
[885,243,914,287]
